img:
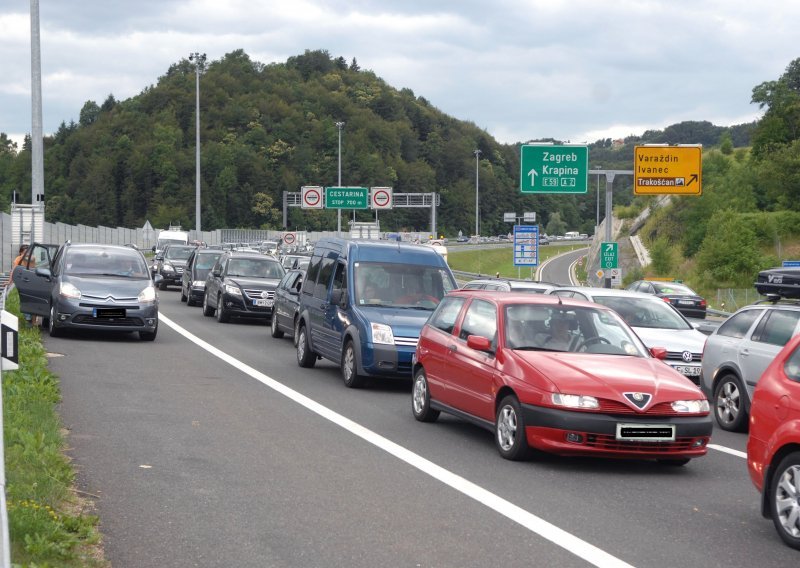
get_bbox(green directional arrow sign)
[325,186,369,209]
[520,145,588,194]
[600,241,618,269]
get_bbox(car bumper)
[52,300,158,333]
[188,284,206,302]
[360,342,416,377]
[219,293,273,319]
[159,272,182,285]
[521,404,712,459]
[675,307,706,319]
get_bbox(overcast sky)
[1,1,798,150]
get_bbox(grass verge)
[2,289,107,567]
[448,244,585,278]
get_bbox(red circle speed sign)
[283,232,296,245]
[303,188,321,207]
[373,189,390,208]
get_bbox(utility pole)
[30,0,44,209]
[336,121,345,236]
[474,149,482,237]
[189,52,206,234]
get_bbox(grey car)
[701,299,800,431]
[13,242,161,340]
[463,278,555,294]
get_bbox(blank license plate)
[93,308,126,318]
[678,300,695,305]
[253,299,273,307]
[616,423,675,442]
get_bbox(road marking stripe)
[708,444,747,459]
[159,313,636,568]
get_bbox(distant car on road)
[13,242,160,340]
[180,248,222,306]
[701,298,800,431]
[153,244,196,290]
[456,236,470,243]
[746,332,800,550]
[626,280,707,319]
[412,290,711,463]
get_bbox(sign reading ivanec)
[634,146,702,195]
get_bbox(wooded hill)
[0,49,760,239]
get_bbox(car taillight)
[662,297,672,304]
[700,299,707,307]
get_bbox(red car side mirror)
[467,335,492,352]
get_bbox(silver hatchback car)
[701,299,800,431]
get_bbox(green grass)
[2,290,107,567]
[448,244,586,279]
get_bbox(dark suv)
[202,251,285,323]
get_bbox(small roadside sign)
[513,225,539,266]
[609,268,622,286]
[782,260,800,267]
[1,310,19,371]
[283,232,296,245]
[600,242,618,269]
[596,269,604,279]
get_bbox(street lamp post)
[595,165,602,232]
[474,149,482,237]
[335,121,345,236]
[189,52,206,234]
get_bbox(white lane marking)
[159,313,636,568]
[708,444,747,459]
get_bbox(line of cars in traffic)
[13,238,799,549]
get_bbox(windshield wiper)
[512,346,550,351]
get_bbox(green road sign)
[600,241,618,269]
[520,145,588,193]
[325,187,369,209]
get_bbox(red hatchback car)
[412,291,712,464]
[747,333,800,550]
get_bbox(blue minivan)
[295,238,457,388]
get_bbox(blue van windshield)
[354,262,456,309]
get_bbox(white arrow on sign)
[527,169,538,186]
[605,243,614,252]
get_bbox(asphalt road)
[42,288,796,567]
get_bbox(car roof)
[223,251,279,260]
[447,289,605,310]
[550,286,657,300]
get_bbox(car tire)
[495,395,530,461]
[768,451,800,550]
[48,304,62,338]
[158,280,168,291]
[215,294,230,323]
[202,293,215,317]
[341,340,366,388]
[139,323,158,341]
[412,368,439,422]
[296,323,316,368]
[713,374,749,432]
[270,310,284,338]
[180,287,187,302]
[186,293,195,307]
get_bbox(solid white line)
[159,313,636,568]
[708,444,747,459]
